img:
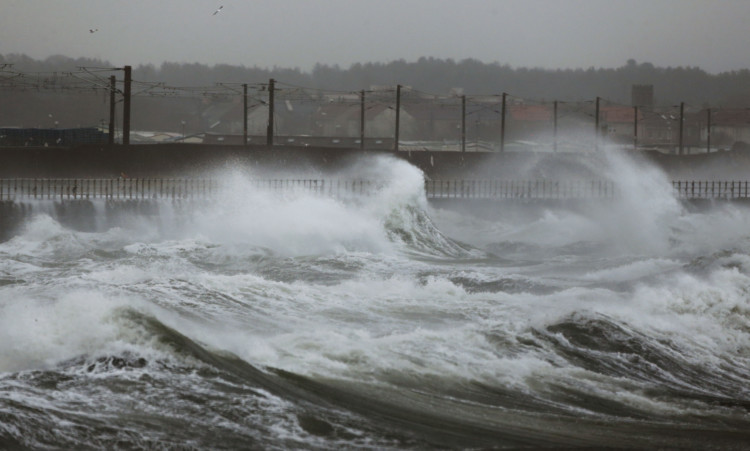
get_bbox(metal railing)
[671,180,750,199]
[425,179,750,200]
[245,179,389,198]
[0,178,386,201]
[1,178,749,201]
[423,179,617,199]
[0,178,218,201]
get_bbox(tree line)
[3,53,750,108]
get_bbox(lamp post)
[266,78,275,147]
[553,100,558,153]
[706,108,711,154]
[122,65,131,145]
[394,84,401,152]
[595,96,600,152]
[500,92,507,152]
[633,106,638,151]
[678,102,684,155]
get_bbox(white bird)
[212,6,223,15]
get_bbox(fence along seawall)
[1,178,748,241]
[0,178,218,201]
[1,178,750,201]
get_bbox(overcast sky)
[2,0,748,74]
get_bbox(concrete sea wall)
[2,143,750,180]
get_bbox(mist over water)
[2,153,750,449]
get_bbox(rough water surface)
[2,154,750,449]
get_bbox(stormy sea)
[2,152,750,450]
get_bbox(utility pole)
[553,100,558,153]
[500,92,507,152]
[634,106,639,151]
[594,96,600,152]
[108,75,116,145]
[461,95,466,152]
[266,78,275,147]
[706,108,711,153]
[122,65,131,145]
[243,83,248,146]
[360,89,365,149]
[394,84,401,152]
[678,102,685,155]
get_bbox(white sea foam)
[579,258,681,283]
[0,290,133,372]
[2,152,750,439]
[181,166,391,256]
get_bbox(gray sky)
[2,0,748,73]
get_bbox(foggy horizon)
[3,0,750,76]
[3,51,734,76]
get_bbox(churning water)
[2,153,750,449]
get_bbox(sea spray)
[2,153,750,448]
[183,155,476,258]
[597,145,685,254]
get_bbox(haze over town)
[2,0,750,74]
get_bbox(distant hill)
[3,53,750,107]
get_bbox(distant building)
[600,106,641,144]
[637,108,702,152]
[632,85,654,110]
[313,103,416,139]
[404,103,462,140]
[507,104,552,140]
[701,108,750,148]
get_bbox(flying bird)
[212,6,223,15]
[89,28,98,33]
